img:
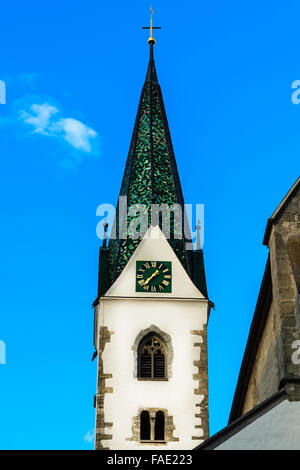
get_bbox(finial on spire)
[196,219,201,251]
[102,219,109,248]
[142,6,161,46]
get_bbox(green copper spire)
[96,40,208,299]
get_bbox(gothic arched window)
[140,410,150,441]
[138,334,166,379]
[154,411,165,441]
[140,410,165,442]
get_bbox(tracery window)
[138,334,166,379]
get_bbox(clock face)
[136,261,172,293]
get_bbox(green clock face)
[136,261,172,293]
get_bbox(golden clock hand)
[143,273,156,286]
[143,269,159,286]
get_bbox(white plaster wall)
[99,297,207,450]
[216,400,300,450]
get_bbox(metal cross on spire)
[142,6,161,45]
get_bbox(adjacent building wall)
[268,186,300,386]
[242,302,280,414]
[240,185,300,416]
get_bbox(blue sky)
[0,0,299,449]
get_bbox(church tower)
[93,20,210,450]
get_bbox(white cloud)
[54,117,97,152]
[21,103,58,135]
[18,100,98,157]
[83,429,95,443]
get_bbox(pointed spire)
[99,22,207,299]
[107,37,193,282]
[145,43,158,84]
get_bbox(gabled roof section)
[107,43,197,287]
[105,225,206,300]
[263,176,300,246]
[195,388,286,450]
